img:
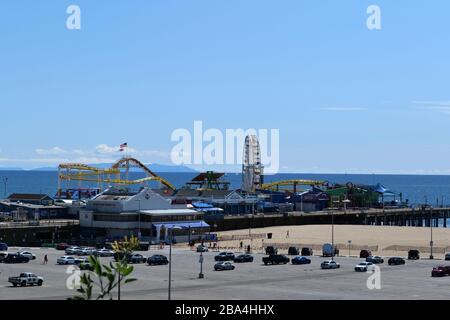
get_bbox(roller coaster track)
[58,157,176,192]
[111,158,176,190]
[260,179,327,191]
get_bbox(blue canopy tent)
[374,183,403,204]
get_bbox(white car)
[65,247,81,255]
[95,249,114,257]
[79,248,95,256]
[17,251,37,260]
[57,256,76,265]
[355,262,376,272]
[321,260,341,270]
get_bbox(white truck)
[8,273,44,287]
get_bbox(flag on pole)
[119,142,128,152]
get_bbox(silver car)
[321,260,341,270]
[17,251,36,260]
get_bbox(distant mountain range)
[0,163,198,173]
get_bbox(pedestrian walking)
[286,230,290,238]
[44,254,48,265]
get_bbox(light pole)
[430,206,434,260]
[168,226,182,301]
[348,240,352,257]
[199,251,204,279]
[332,209,335,261]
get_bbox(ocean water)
[0,171,450,208]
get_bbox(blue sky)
[1,1,450,173]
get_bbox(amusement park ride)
[57,157,176,199]
[56,136,327,200]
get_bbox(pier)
[207,207,450,232]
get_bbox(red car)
[56,243,71,251]
[431,266,450,277]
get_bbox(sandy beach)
[217,225,450,258]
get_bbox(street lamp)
[348,240,352,257]
[168,225,182,301]
[199,250,204,279]
[332,208,335,261]
[429,206,434,260]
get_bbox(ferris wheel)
[242,135,264,193]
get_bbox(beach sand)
[216,225,450,258]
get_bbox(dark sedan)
[366,256,385,264]
[215,252,235,262]
[3,254,30,264]
[148,255,169,266]
[388,257,406,266]
[291,256,312,265]
[127,254,147,264]
[233,254,254,263]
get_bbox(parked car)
[233,254,254,263]
[57,256,76,265]
[94,248,114,257]
[360,250,372,259]
[127,254,147,264]
[65,247,81,255]
[214,262,235,271]
[215,252,235,262]
[3,254,30,264]
[301,247,314,256]
[446,253,450,261]
[262,255,290,265]
[265,246,278,255]
[147,255,169,266]
[431,266,450,277]
[288,247,300,256]
[408,250,420,260]
[366,256,385,264]
[321,260,340,269]
[388,257,406,266]
[197,245,209,253]
[0,243,8,251]
[17,251,36,260]
[56,243,71,251]
[322,244,339,257]
[355,262,376,272]
[8,273,43,287]
[292,256,312,265]
[79,248,95,256]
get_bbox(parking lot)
[1,247,450,300]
